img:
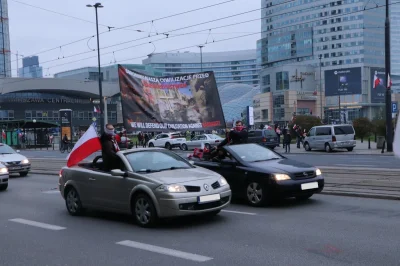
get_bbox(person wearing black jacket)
[100,124,121,171]
[284,128,292,153]
[217,120,248,148]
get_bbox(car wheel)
[182,143,188,151]
[0,183,8,191]
[148,143,154,147]
[296,194,313,201]
[65,187,85,216]
[304,142,311,151]
[19,172,28,177]
[347,147,354,151]
[133,193,158,228]
[205,143,211,150]
[325,143,332,153]
[165,142,172,150]
[246,181,265,207]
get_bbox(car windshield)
[227,144,282,162]
[264,129,277,136]
[125,151,192,173]
[0,145,16,154]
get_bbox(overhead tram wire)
[7,0,296,73]
[9,0,237,64]
[4,0,396,83]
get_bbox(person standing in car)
[100,124,121,171]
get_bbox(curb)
[321,191,400,201]
[276,151,394,156]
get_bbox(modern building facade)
[142,50,260,87]
[0,0,11,77]
[255,0,390,125]
[18,56,43,78]
[54,64,163,81]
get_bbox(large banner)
[325,67,362,96]
[370,67,386,103]
[118,65,226,131]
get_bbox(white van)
[303,124,356,152]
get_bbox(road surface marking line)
[222,210,257,215]
[116,240,213,262]
[333,164,375,167]
[42,190,60,194]
[9,218,66,230]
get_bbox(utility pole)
[319,54,323,121]
[198,45,204,71]
[384,0,393,152]
[16,52,18,77]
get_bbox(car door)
[187,136,199,149]
[155,134,168,147]
[315,127,331,149]
[88,161,132,212]
[306,128,317,148]
[217,158,247,197]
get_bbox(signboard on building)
[247,106,254,126]
[59,109,72,141]
[370,67,386,103]
[324,67,362,96]
[118,65,226,131]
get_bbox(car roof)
[119,147,166,154]
[313,124,353,128]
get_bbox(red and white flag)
[387,73,392,88]
[66,125,101,167]
[373,72,380,89]
[2,130,6,140]
[94,106,98,113]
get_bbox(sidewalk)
[275,140,394,156]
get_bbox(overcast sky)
[8,0,260,77]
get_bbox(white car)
[0,162,8,191]
[148,133,186,150]
[181,134,224,150]
[0,143,31,177]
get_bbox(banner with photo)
[370,67,386,103]
[118,65,226,131]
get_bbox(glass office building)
[0,0,11,77]
[142,50,260,87]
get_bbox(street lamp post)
[87,3,104,134]
[318,54,323,121]
[198,45,204,71]
[384,0,393,152]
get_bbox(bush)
[371,119,387,136]
[352,117,372,140]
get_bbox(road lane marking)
[116,240,213,262]
[333,164,377,167]
[42,190,60,194]
[222,210,257,215]
[9,218,66,230]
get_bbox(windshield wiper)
[252,158,280,162]
[136,169,162,173]
[136,167,190,173]
[158,166,190,171]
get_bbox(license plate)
[198,194,220,204]
[301,182,318,190]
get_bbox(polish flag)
[387,74,392,88]
[66,125,101,167]
[373,72,380,89]
[2,130,6,140]
[94,106,98,113]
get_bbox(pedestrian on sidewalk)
[275,126,282,147]
[284,127,291,153]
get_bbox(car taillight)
[262,137,267,142]
[170,136,174,139]
[332,136,336,142]
[59,169,63,178]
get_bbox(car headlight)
[156,184,187,193]
[21,159,29,164]
[272,173,291,181]
[0,167,8,173]
[219,177,228,186]
[316,169,322,176]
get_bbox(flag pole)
[385,0,393,152]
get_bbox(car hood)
[0,153,27,163]
[144,167,220,184]
[246,158,316,174]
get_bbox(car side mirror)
[111,169,127,177]
[16,150,20,153]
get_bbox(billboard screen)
[325,67,362,96]
[118,65,226,131]
[370,67,386,103]
[59,109,72,141]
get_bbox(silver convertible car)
[59,148,231,227]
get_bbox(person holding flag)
[99,123,121,171]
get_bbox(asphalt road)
[1,174,400,265]
[19,149,400,169]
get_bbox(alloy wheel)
[66,188,80,214]
[135,197,151,225]
[247,182,263,205]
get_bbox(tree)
[288,115,322,132]
[352,117,372,142]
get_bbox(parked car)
[181,134,224,150]
[148,133,186,150]
[192,143,324,206]
[119,136,133,149]
[0,144,31,176]
[247,129,279,149]
[0,163,9,191]
[303,124,356,152]
[59,148,231,227]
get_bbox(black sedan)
[193,143,324,206]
